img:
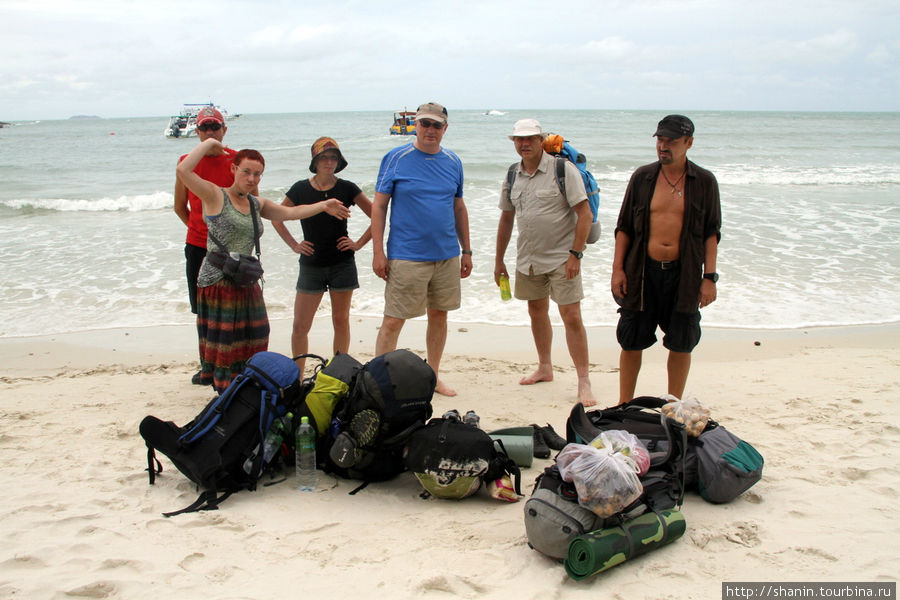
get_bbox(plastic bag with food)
[556,444,643,518]
[660,394,710,437]
[589,430,650,476]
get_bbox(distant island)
[69,115,101,120]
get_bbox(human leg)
[186,244,210,384]
[616,304,659,405]
[667,351,691,400]
[291,291,323,376]
[199,281,269,394]
[558,301,595,407]
[618,350,643,405]
[329,289,354,355]
[521,297,554,385]
[375,315,405,355]
[425,308,456,396]
[422,259,461,396]
[660,304,701,402]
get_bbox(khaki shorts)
[515,263,584,305]
[384,258,461,319]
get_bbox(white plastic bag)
[556,444,643,518]
[660,394,710,437]
[588,430,650,476]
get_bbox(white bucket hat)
[508,118,546,140]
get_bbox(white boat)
[164,103,241,138]
[484,109,506,116]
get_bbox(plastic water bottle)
[296,416,317,491]
[499,274,512,301]
[242,413,291,475]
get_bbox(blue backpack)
[140,352,303,516]
[505,134,601,243]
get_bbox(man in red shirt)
[173,107,237,385]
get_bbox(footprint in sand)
[178,552,206,571]
[741,491,763,504]
[417,574,489,596]
[724,522,761,547]
[64,580,117,598]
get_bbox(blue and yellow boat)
[390,110,416,135]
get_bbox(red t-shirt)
[179,148,237,248]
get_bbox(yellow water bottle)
[499,274,512,301]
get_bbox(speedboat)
[164,103,240,138]
[390,110,416,135]
[164,113,196,138]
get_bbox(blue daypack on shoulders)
[505,134,601,243]
[140,351,303,516]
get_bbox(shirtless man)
[611,115,721,404]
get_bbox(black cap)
[654,115,695,139]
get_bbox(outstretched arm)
[259,196,350,222]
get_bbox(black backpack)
[323,349,435,490]
[140,352,302,516]
[404,416,522,500]
[524,398,689,558]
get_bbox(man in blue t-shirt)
[372,102,472,397]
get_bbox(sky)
[1,0,898,120]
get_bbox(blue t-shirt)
[375,143,464,262]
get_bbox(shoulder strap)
[207,190,261,257]
[554,156,567,198]
[248,194,261,258]
[504,163,517,204]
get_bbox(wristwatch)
[569,249,583,260]
[703,272,719,283]
[461,249,473,256]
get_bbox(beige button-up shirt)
[499,151,587,275]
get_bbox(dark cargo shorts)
[616,261,701,353]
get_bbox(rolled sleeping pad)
[564,509,686,580]
[488,426,534,468]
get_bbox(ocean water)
[1,110,898,338]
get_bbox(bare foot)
[520,365,553,385]
[435,379,457,397]
[578,377,597,407]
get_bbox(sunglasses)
[318,153,340,162]
[417,120,445,130]
[197,122,223,132]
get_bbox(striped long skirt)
[197,280,270,394]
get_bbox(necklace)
[311,175,336,192]
[660,169,686,197]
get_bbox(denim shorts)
[616,261,701,353]
[296,258,359,293]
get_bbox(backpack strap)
[146,446,163,485]
[505,158,566,202]
[490,438,522,496]
[553,155,567,198]
[208,190,262,259]
[178,375,246,444]
[504,163,517,204]
[162,489,234,518]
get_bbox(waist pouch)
[206,251,263,286]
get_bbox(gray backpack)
[694,424,764,503]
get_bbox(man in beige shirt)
[495,119,596,406]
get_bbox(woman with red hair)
[177,138,351,393]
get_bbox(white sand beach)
[0,319,897,599]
